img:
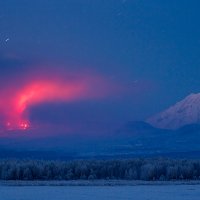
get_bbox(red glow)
[19,122,30,130]
[0,71,114,132]
[15,81,87,113]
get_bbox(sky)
[0,0,200,136]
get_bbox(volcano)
[147,93,200,130]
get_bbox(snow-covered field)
[1,185,200,200]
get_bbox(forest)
[0,158,200,181]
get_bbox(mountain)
[116,121,157,135]
[177,123,200,134]
[147,93,200,130]
[1,120,200,159]
[3,91,200,159]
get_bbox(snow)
[147,93,200,129]
[1,180,200,186]
[1,185,200,200]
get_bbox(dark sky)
[0,0,200,134]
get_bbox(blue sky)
[0,0,200,133]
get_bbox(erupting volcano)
[0,71,113,132]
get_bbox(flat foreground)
[1,185,200,200]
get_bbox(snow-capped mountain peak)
[147,93,200,130]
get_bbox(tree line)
[0,158,200,181]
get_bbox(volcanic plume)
[0,69,114,131]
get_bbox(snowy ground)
[1,185,200,200]
[1,180,200,186]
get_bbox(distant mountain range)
[0,120,200,159]
[1,93,200,159]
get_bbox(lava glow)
[15,81,87,114]
[0,72,113,131]
[19,122,30,130]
